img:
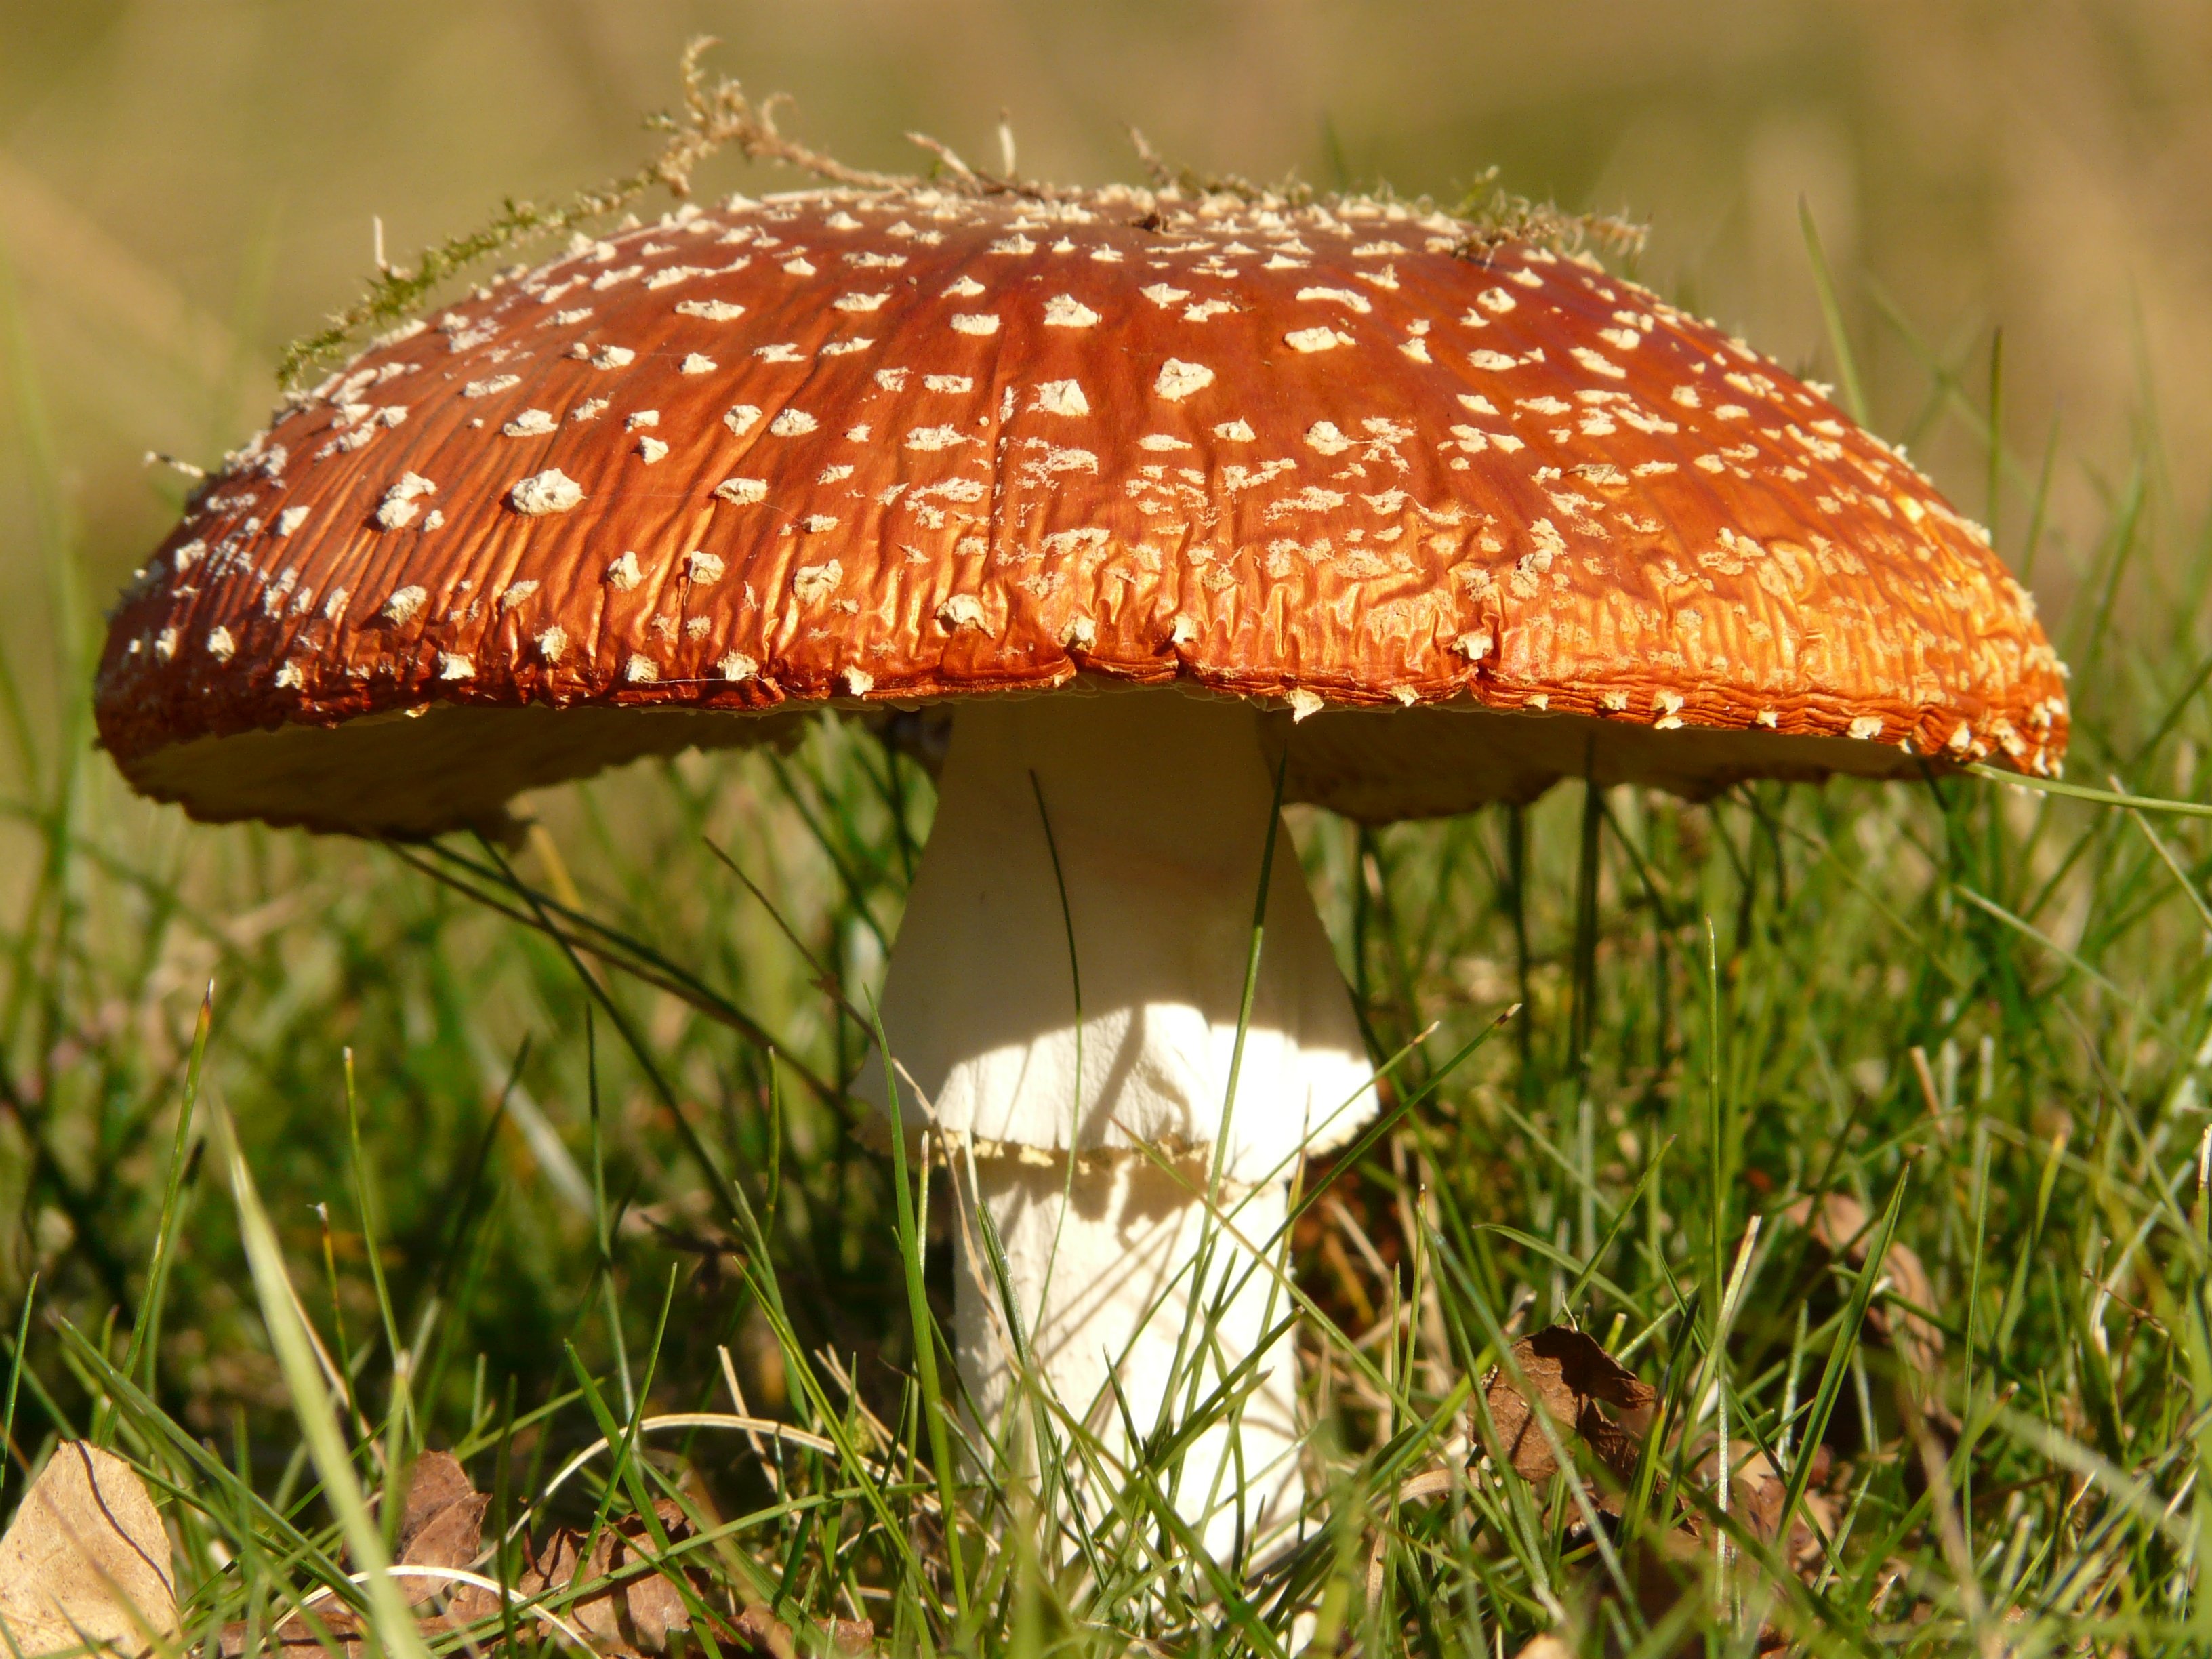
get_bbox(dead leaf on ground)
[1696,1446,1836,1572]
[1784,1193,1954,1431]
[1481,1326,1656,1492]
[0,1441,177,1658]
[1784,1194,1941,1376]
[222,1450,872,1658]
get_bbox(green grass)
[3,244,2212,1656]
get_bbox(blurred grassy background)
[5,13,2212,1645]
[5,0,2211,640]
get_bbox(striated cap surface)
[95,184,2067,836]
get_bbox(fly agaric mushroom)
[94,182,2066,1556]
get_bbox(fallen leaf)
[523,1499,702,1656]
[221,1455,875,1658]
[1481,1326,1656,1488]
[1784,1194,1941,1377]
[0,1442,177,1658]
[1698,1446,1835,1570]
[393,1450,493,1612]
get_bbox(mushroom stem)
[953,1154,1302,1557]
[876,689,1376,1555]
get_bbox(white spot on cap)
[1476,289,1517,315]
[951,314,1001,336]
[1043,295,1101,328]
[873,368,910,391]
[1139,434,1191,451]
[714,477,768,504]
[769,409,818,436]
[802,514,838,533]
[989,234,1036,256]
[1183,300,1234,322]
[943,276,986,298]
[511,469,584,514]
[924,374,973,393]
[274,660,304,690]
[1287,688,1324,722]
[605,552,642,591]
[1062,615,1097,649]
[844,424,871,441]
[503,409,557,437]
[725,404,762,436]
[1570,347,1627,380]
[781,257,815,276]
[1141,283,1191,306]
[1848,714,1883,741]
[1305,422,1352,455]
[537,626,568,661]
[1154,359,1214,401]
[206,627,235,662]
[577,345,635,369]
[1170,615,1199,646]
[794,560,842,600]
[680,353,718,375]
[1286,327,1351,353]
[274,506,311,537]
[571,398,609,422]
[1469,350,1520,372]
[1034,380,1090,416]
[1214,419,1255,443]
[905,425,968,451]
[1453,631,1493,661]
[462,375,521,398]
[937,594,987,630]
[624,655,661,683]
[1296,287,1372,314]
[675,298,745,321]
[1673,386,1702,408]
[842,666,875,695]
[687,551,726,586]
[153,628,177,661]
[499,581,539,611]
[717,651,758,681]
[381,586,428,625]
[638,436,670,464]
[1946,721,1972,753]
[834,292,889,312]
[438,652,475,681]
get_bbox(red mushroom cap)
[94,185,2067,836]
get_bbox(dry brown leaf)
[392,1450,493,1614]
[1784,1194,1942,1378]
[219,1452,874,1658]
[523,1499,701,1656]
[0,1442,178,1659]
[1481,1326,1656,1488]
[1696,1446,1836,1571]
